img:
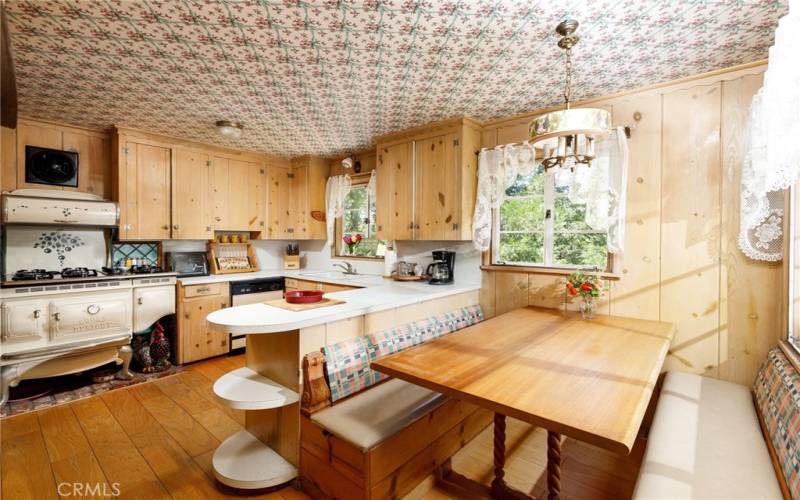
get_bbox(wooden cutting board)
[264,297,346,312]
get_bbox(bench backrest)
[301,304,483,414]
[753,343,800,500]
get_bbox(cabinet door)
[122,141,171,240]
[1,299,48,343]
[414,132,462,240]
[292,163,309,239]
[266,164,292,239]
[211,156,229,230]
[228,159,253,231]
[180,295,229,363]
[173,149,212,240]
[376,142,413,240]
[248,165,266,232]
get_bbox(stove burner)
[101,266,128,276]
[60,267,98,279]
[129,265,164,274]
[12,269,56,281]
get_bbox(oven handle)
[1,334,131,361]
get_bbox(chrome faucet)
[333,262,358,275]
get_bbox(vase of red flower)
[566,272,603,320]
[342,233,362,255]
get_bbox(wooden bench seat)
[299,305,492,499]
[634,342,799,499]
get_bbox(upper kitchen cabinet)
[212,156,265,232]
[290,156,329,240]
[264,156,328,240]
[375,142,414,241]
[115,137,171,240]
[4,118,111,198]
[375,117,481,241]
[172,148,213,240]
[112,127,279,241]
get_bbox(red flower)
[566,283,578,296]
[343,235,353,245]
[580,283,593,292]
[354,233,362,242]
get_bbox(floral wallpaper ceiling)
[5,0,787,157]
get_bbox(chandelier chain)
[564,47,573,108]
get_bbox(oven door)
[49,290,132,343]
[1,299,49,343]
[133,285,176,332]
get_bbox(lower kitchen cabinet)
[177,282,230,364]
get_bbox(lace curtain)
[325,174,351,247]
[472,127,629,254]
[739,0,799,261]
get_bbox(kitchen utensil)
[285,290,324,304]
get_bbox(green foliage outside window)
[338,185,385,258]
[495,166,608,269]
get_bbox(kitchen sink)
[298,271,360,280]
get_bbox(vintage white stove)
[0,190,176,404]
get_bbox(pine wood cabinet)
[177,282,230,364]
[117,139,171,240]
[10,119,111,198]
[375,118,481,241]
[375,142,414,241]
[284,278,358,293]
[212,156,266,231]
[172,149,213,240]
[264,157,329,240]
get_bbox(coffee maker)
[426,250,455,285]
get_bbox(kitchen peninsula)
[203,272,480,490]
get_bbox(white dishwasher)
[229,278,285,353]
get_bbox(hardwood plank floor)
[1,353,643,499]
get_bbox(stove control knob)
[33,309,41,319]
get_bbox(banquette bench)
[634,342,800,499]
[299,304,493,499]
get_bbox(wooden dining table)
[371,306,675,500]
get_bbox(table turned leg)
[491,412,507,495]
[547,431,562,500]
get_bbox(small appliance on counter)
[165,252,210,277]
[284,242,300,270]
[426,250,455,285]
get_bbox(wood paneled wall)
[480,63,782,385]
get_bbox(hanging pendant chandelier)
[529,20,611,171]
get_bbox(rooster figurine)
[132,333,154,373]
[149,322,172,372]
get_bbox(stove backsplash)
[3,226,107,276]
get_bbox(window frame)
[490,170,612,272]
[333,178,385,261]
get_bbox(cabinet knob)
[172,224,179,230]
[33,309,41,319]
[215,217,221,222]
[53,312,60,321]
[161,224,169,230]
[137,297,144,305]
[206,226,212,232]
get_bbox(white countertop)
[202,269,479,335]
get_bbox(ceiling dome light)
[529,20,611,170]
[215,120,243,139]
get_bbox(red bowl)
[285,290,324,304]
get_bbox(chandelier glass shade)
[529,20,611,171]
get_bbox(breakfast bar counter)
[201,273,481,491]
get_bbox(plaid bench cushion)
[324,335,385,402]
[753,346,800,499]
[323,304,484,402]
